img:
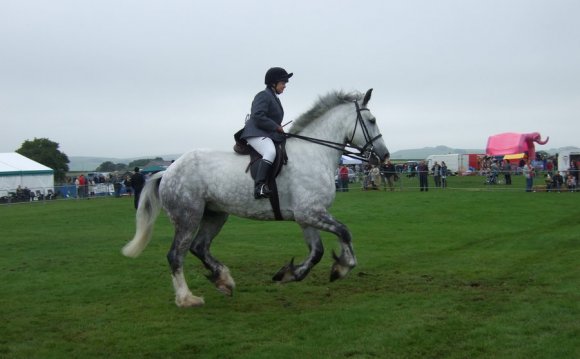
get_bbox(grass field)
[1,178,579,358]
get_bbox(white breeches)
[246,137,275,163]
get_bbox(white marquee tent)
[340,155,362,165]
[0,153,54,197]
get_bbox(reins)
[284,101,382,163]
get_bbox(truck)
[426,154,483,175]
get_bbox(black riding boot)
[254,159,272,199]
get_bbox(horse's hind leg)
[190,210,235,296]
[273,225,324,283]
[167,213,205,308]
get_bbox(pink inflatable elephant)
[486,132,549,160]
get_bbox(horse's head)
[289,89,390,163]
[349,89,390,163]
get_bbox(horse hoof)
[330,261,354,282]
[272,258,297,283]
[176,295,205,308]
[216,283,234,297]
[215,270,236,296]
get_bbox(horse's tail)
[122,171,164,258]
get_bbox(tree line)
[15,138,164,183]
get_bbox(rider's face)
[274,81,287,94]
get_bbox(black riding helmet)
[264,67,293,86]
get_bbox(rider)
[240,67,293,199]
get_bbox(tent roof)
[341,155,362,165]
[0,153,54,176]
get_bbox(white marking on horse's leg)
[172,269,204,307]
[214,267,236,296]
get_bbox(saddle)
[234,129,288,220]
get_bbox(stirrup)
[254,184,271,199]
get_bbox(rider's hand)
[276,126,285,133]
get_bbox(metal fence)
[0,182,133,204]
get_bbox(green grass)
[1,184,579,358]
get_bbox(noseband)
[285,101,383,163]
[348,101,383,161]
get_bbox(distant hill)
[68,154,182,171]
[390,146,485,160]
[69,146,580,171]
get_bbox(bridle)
[285,101,384,163]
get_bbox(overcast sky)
[1,0,578,158]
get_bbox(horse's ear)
[362,88,373,107]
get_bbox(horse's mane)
[288,90,363,135]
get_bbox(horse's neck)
[301,105,352,143]
[288,104,352,167]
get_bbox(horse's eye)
[368,117,376,124]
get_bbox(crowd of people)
[62,167,147,206]
[335,156,579,193]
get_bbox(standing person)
[240,67,292,199]
[546,160,554,175]
[339,164,350,192]
[370,165,381,190]
[440,161,448,189]
[418,160,429,192]
[381,160,397,191]
[502,159,512,185]
[522,159,535,192]
[570,161,579,185]
[77,174,87,198]
[130,167,146,209]
[432,161,441,188]
[518,158,526,175]
[544,173,553,192]
[552,171,564,192]
[566,174,577,192]
[113,174,122,198]
[124,175,132,197]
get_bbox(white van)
[557,149,580,174]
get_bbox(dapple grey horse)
[122,89,390,307]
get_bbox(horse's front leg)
[297,212,357,282]
[272,225,324,283]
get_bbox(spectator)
[546,160,554,175]
[418,160,429,192]
[552,172,564,192]
[502,159,512,185]
[130,167,146,209]
[570,161,579,185]
[124,175,132,196]
[522,159,535,192]
[441,161,448,189]
[78,174,87,198]
[381,160,397,191]
[432,161,441,188]
[566,175,576,192]
[369,165,381,190]
[338,165,349,192]
[544,173,553,192]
